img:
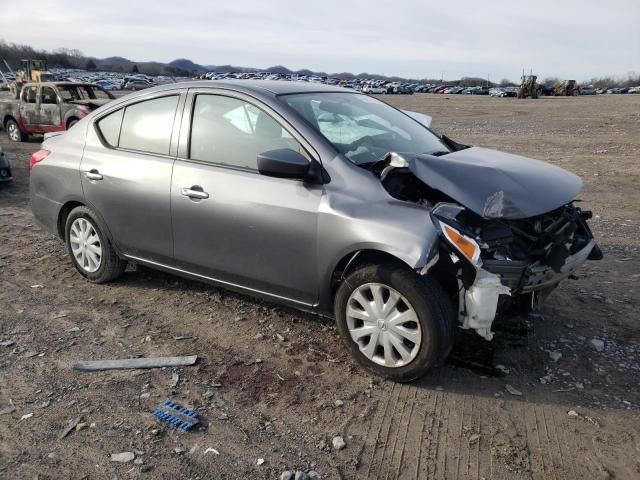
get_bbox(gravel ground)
[1,92,639,479]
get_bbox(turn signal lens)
[442,224,480,264]
[29,149,50,171]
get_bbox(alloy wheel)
[7,122,20,141]
[346,283,422,367]
[69,218,102,273]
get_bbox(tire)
[5,118,26,142]
[67,119,79,129]
[65,206,127,283]
[334,263,454,382]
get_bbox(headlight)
[438,221,481,265]
[432,203,481,266]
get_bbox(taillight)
[29,150,50,171]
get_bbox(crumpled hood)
[408,147,583,219]
[68,99,111,109]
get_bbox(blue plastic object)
[153,400,199,431]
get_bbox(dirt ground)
[1,93,639,480]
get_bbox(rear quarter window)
[96,108,124,147]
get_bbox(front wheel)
[5,118,26,142]
[65,206,127,283]
[334,263,454,382]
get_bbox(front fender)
[316,192,440,313]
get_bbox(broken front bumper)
[460,239,598,340]
[482,239,598,293]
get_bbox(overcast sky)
[1,0,638,81]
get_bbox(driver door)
[171,92,323,304]
[37,85,62,128]
[19,85,39,128]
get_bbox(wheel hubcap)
[346,283,422,368]
[8,123,19,141]
[69,218,102,273]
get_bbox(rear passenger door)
[81,92,185,263]
[170,90,323,305]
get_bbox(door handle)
[181,186,209,200]
[85,169,103,181]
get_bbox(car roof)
[144,80,352,97]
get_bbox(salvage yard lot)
[1,93,639,479]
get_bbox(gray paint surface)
[30,81,589,314]
[408,147,583,219]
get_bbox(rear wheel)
[5,118,26,142]
[334,263,454,382]
[67,118,79,129]
[65,206,126,283]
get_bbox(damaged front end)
[431,202,601,340]
[375,149,602,340]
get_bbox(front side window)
[119,96,179,155]
[23,86,37,103]
[281,92,450,165]
[189,94,300,170]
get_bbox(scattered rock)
[0,400,16,415]
[332,436,346,450]
[334,399,344,407]
[469,434,481,444]
[174,446,186,455]
[590,338,605,352]
[567,410,579,418]
[549,351,562,362]
[255,333,265,341]
[505,385,522,396]
[276,333,286,342]
[111,452,135,463]
[307,471,321,480]
[280,472,294,480]
[294,471,309,480]
[0,340,15,347]
[140,464,153,473]
[256,458,265,466]
[171,373,180,387]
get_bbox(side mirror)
[257,149,310,179]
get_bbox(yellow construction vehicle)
[518,74,539,99]
[6,59,54,98]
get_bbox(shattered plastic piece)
[204,447,220,455]
[153,400,199,431]
[460,269,511,340]
[505,384,522,396]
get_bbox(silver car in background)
[29,81,601,381]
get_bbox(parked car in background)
[95,80,119,91]
[0,82,115,141]
[123,78,152,90]
[580,87,597,95]
[0,145,12,183]
[362,84,387,94]
[30,80,601,382]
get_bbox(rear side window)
[96,108,124,147]
[118,96,179,155]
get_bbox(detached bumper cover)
[521,239,596,292]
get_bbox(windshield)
[281,92,450,165]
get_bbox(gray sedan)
[29,81,601,381]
